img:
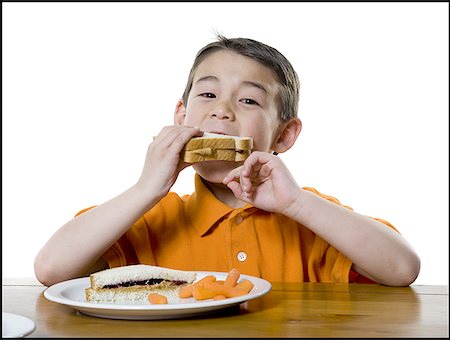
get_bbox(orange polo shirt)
[78,174,397,283]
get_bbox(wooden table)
[2,278,448,338]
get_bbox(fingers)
[222,166,242,186]
[241,152,271,178]
[226,181,251,202]
[151,126,203,170]
[142,125,203,181]
[153,125,203,153]
[223,166,249,200]
[223,152,273,198]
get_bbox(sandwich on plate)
[85,264,196,304]
[182,132,253,163]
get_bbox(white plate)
[2,313,36,338]
[44,271,271,320]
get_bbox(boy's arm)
[224,151,421,286]
[34,126,202,286]
[289,189,420,286]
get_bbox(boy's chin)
[193,160,242,184]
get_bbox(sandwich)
[181,132,253,163]
[85,264,197,304]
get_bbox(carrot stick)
[147,293,168,304]
[178,285,193,298]
[235,279,254,293]
[224,268,240,287]
[192,283,216,300]
[213,295,227,300]
[193,282,248,300]
[178,275,217,298]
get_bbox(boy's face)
[176,50,283,183]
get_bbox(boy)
[34,35,420,287]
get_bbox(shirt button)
[237,251,247,262]
[235,215,243,224]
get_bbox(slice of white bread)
[85,286,182,304]
[85,264,196,303]
[182,132,253,163]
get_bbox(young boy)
[34,35,420,287]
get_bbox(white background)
[3,2,448,285]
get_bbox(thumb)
[222,165,243,186]
[223,165,254,203]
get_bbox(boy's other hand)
[223,152,302,216]
[136,125,203,199]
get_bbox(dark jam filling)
[103,279,186,289]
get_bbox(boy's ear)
[174,99,186,126]
[272,118,302,154]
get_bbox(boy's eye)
[200,93,216,98]
[241,98,259,106]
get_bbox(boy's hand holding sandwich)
[137,126,203,201]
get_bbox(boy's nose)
[209,103,235,121]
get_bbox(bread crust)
[89,264,196,289]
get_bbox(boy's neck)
[201,177,247,209]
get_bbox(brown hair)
[181,35,300,122]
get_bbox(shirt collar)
[186,174,251,236]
